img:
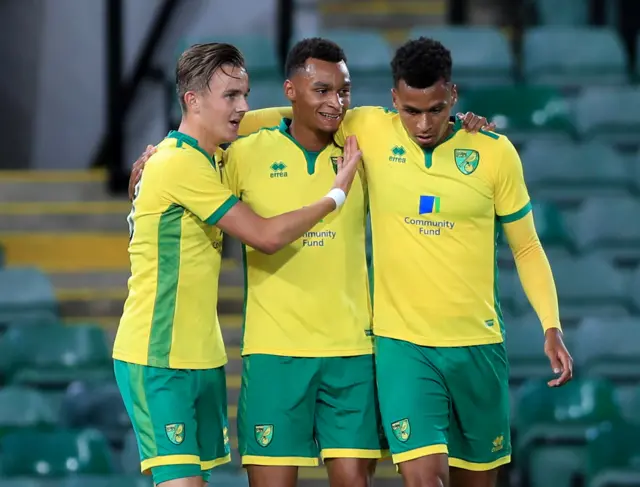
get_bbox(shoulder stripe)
[497,201,532,224]
[478,129,500,140]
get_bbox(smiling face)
[285,58,351,135]
[392,78,458,149]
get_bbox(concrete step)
[57,285,244,318]
[0,170,113,203]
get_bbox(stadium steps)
[319,0,447,31]
[0,170,245,321]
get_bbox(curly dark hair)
[391,37,452,88]
[285,37,347,78]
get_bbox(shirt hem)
[240,347,373,357]
[373,330,504,348]
[112,351,228,369]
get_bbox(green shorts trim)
[113,360,231,483]
[238,354,387,466]
[375,337,511,469]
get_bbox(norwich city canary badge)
[391,418,411,442]
[454,149,480,175]
[255,424,274,447]
[165,423,185,445]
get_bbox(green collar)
[278,118,330,175]
[167,130,216,168]
[422,117,462,169]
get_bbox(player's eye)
[316,89,328,94]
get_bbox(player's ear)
[450,84,458,108]
[284,79,295,103]
[391,88,399,111]
[184,91,199,114]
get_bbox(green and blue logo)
[419,195,441,214]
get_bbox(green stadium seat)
[0,429,114,477]
[513,256,629,322]
[410,26,514,86]
[0,268,57,328]
[179,36,279,79]
[459,87,574,144]
[316,30,392,76]
[574,197,640,265]
[0,324,112,389]
[574,318,640,382]
[350,87,391,108]
[245,80,288,110]
[0,386,58,437]
[523,27,627,87]
[120,429,140,475]
[496,268,526,317]
[521,141,630,206]
[586,421,640,487]
[533,0,588,25]
[632,268,640,313]
[0,480,54,487]
[574,87,640,144]
[61,381,131,447]
[515,378,621,487]
[532,201,576,250]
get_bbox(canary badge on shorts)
[391,419,411,443]
[165,423,185,445]
[255,425,274,447]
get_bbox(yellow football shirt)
[336,107,532,347]
[223,118,372,357]
[113,131,239,368]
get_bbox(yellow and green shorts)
[375,336,511,471]
[114,360,231,484]
[238,354,388,466]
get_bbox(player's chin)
[220,123,241,143]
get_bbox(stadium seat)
[0,324,112,389]
[61,381,131,447]
[316,30,393,76]
[496,268,526,317]
[574,197,640,265]
[459,87,574,144]
[531,201,576,250]
[574,87,640,145]
[515,256,629,322]
[586,421,640,487]
[533,0,589,26]
[0,386,58,437]
[521,141,631,206]
[0,268,57,328]
[244,80,288,110]
[506,314,575,385]
[515,378,620,487]
[573,317,640,382]
[179,36,279,79]
[523,27,627,87]
[120,429,141,475]
[0,429,114,477]
[409,27,514,86]
[631,268,640,313]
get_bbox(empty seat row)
[184,26,636,89]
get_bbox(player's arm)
[238,107,293,136]
[495,139,573,387]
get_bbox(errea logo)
[270,161,288,178]
[389,145,406,163]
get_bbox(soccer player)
[329,38,573,487]
[112,42,362,487]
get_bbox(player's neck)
[288,117,333,152]
[177,120,219,157]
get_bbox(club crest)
[454,149,480,175]
[255,424,274,447]
[165,423,184,445]
[391,418,411,442]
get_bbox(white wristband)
[325,188,346,209]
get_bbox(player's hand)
[544,328,573,387]
[128,145,156,201]
[456,112,496,133]
[332,135,362,194]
